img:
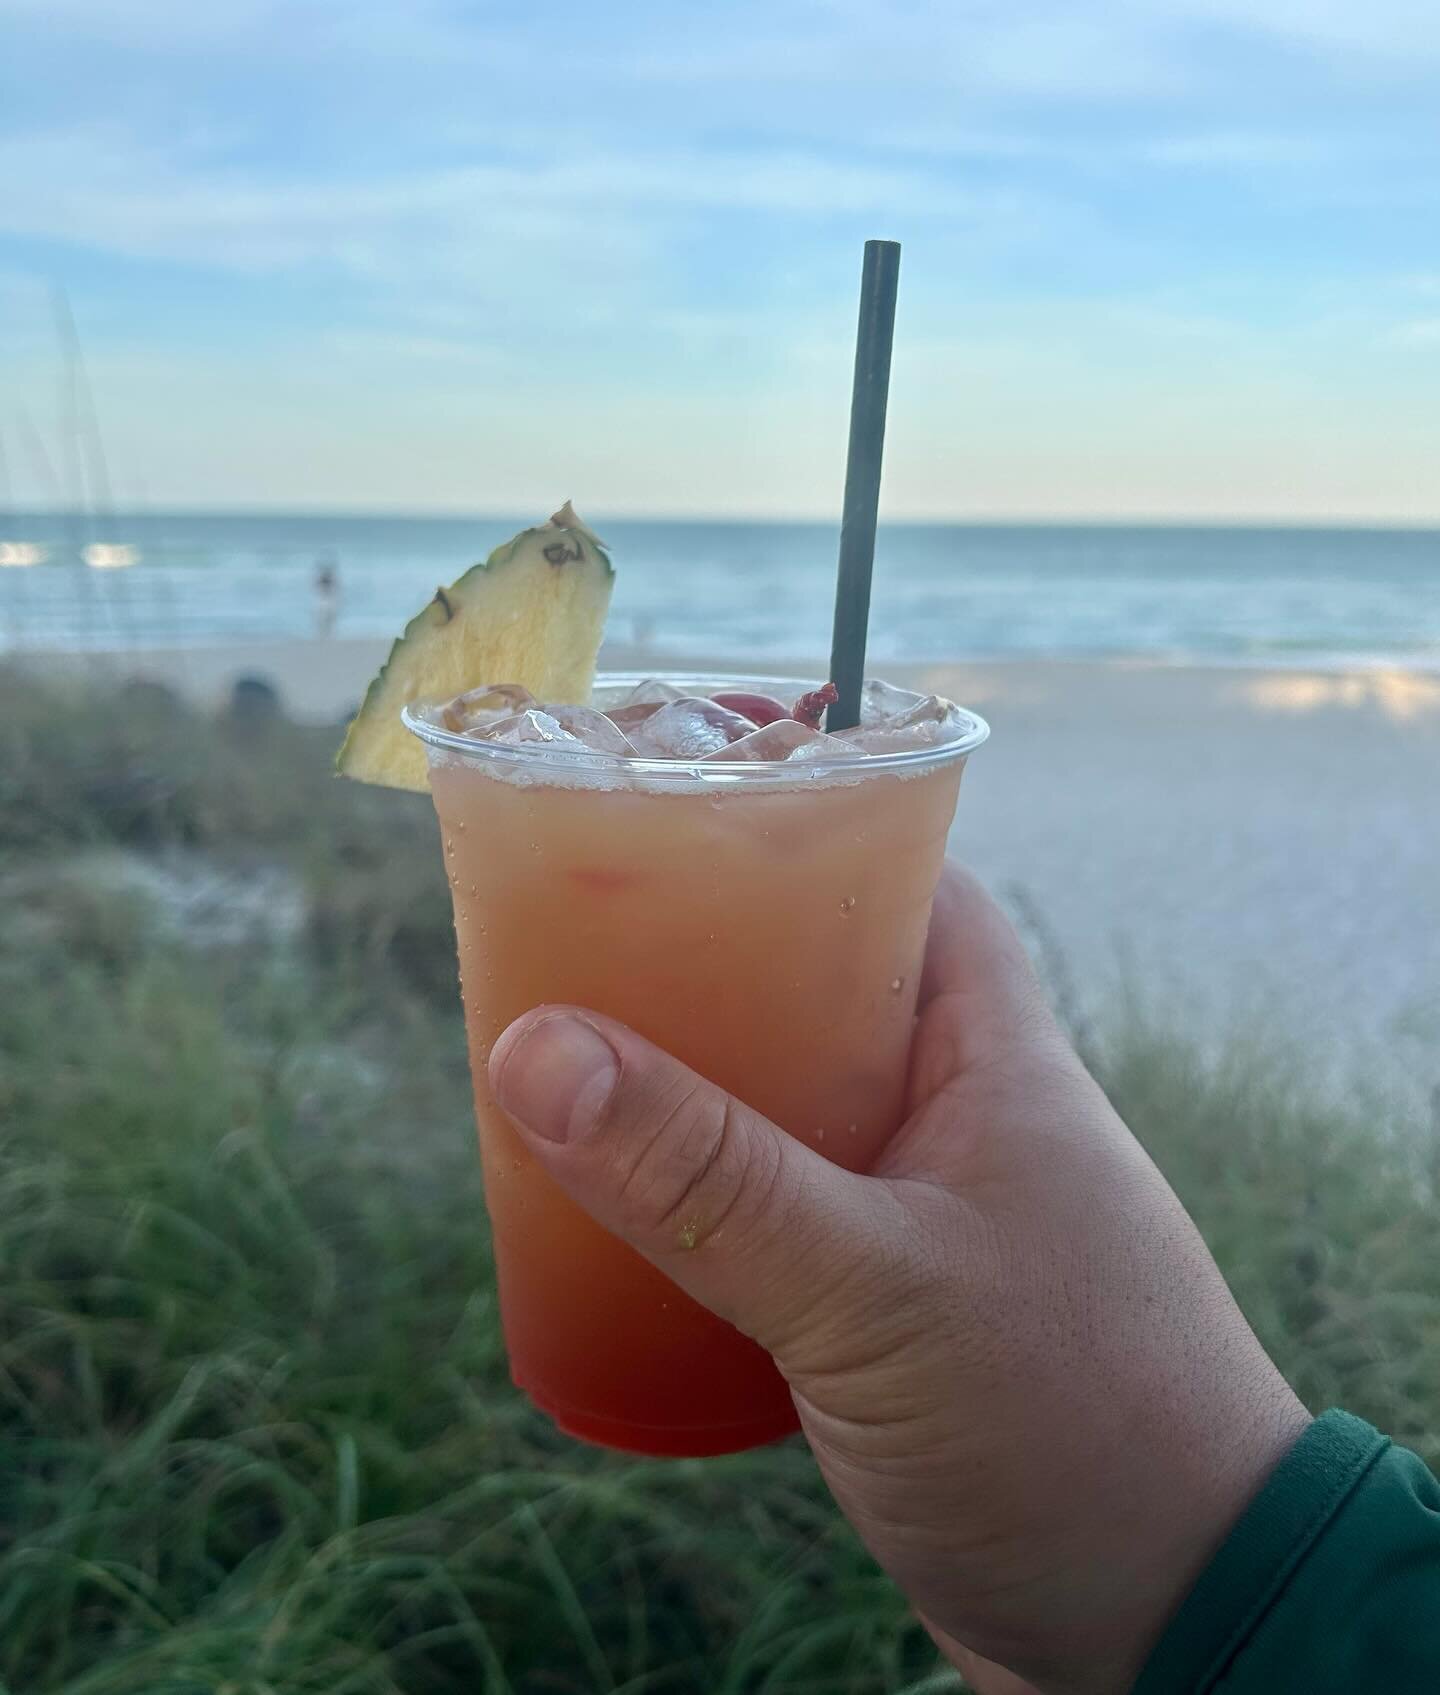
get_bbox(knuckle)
[612,1079,771,1253]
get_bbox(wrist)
[1093,1389,1314,1695]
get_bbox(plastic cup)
[407,675,987,1457]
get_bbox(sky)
[1,0,1439,520]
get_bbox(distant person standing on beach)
[313,556,341,640]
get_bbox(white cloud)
[1159,0,1440,65]
[608,2,1190,99]
[1144,130,1339,168]
[0,0,277,52]
[0,0,496,58]
[8,0,1440,103]
[865,125,1061,160]
[0,123,1061,277]
[1386,318,1440,347]
[0,125,639,279]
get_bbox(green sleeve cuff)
[1135,1409,1440,1693]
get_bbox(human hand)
[488,864,1309,1694]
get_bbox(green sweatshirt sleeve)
[1134,1410,1440,1693]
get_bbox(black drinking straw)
[826,239,901,732]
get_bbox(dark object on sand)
[228,674,282,726]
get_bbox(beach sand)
[19,638,1440,1106]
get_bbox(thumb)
[489,1007,896,1363]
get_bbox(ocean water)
[1,511,1437,669]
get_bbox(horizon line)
[6,505,1440,533]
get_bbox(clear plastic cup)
[407,675,988,1456]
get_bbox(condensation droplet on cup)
[816,1127,826,1142]
[469,884,477,897]
[445,837,455,857]
[457,820,466,832]
[839,896,856,914]
[847,1122,858,1135]
[890,977,904,993]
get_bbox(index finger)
[906,861,1062,1108]
[919,861,1042,1013]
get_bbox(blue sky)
[2,0,1439,519]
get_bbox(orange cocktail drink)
[410,674,987,1456]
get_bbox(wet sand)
[18,638,1440,1104]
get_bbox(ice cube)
[542,704,637,754]
[471,708,588,747]
[471,706,639,755]
[701,719,863,763]
[858,677,922,726]
[618,678,688,708]
[837,694,965,753]
[440,683,536,733]
[604,701,667,733]
[604,679,694,734]
[625,697,756,759]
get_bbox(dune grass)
[1,667,1435,1692]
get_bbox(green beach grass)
[2,667,1436,1694]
